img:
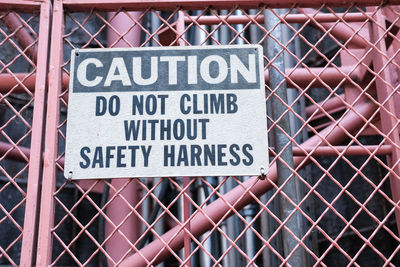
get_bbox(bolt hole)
[260,168,266,180]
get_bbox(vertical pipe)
[291,10,318,261]
[235,10,249,266]
[206,18,222,263]
[226,178,242,266]
[235,9,257,264]
[282,11,302,138]
[261,190,282,267]
[193,10,207,45]
[196,179,211,267]
[188,10,215,266]
[105,11,142,265]
[188,14,203,262]
[249,9,259,44]
[151,13,163,267]
[141,178,150,234]
[261,93,281,267]
[153,178,166,267]
[234,10,244,45]
[219,10,230,45]
[177,180,184,261]
[211,24,219,45]
[218,176,229,267]
[283,8,315,265]
[151,11,160,47]
[264,8,306,266]
[243,203,257,262]
[251,9,278,266]
[182,177,192,266]
[218,11,239,267]
[206,177,221,259]
[243,182,257,263]
[176,11,192,266]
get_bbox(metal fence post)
[264,8,307,266]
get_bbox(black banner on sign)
[71,47,261,93]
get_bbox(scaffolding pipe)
[1,141,390,169]
[265,8,307,266]
[0,66,359,94]
[105,11,142,265]
[217,176,229,267]
[119,102,376,267]
[184,10,370,49]
[305,94,345,117]
[243,203,257,261]
[0,12,38,62]
[0,141,30,161]
[196,179,212,267]
[218,12,240,266]
[298,8,369,48]
[151,11,160,46]
[266,66,362,88]
[150,10,165,266]
[233,9,257,265]
[61,0,400,11]
[290,145,391,156]
[184,12,372,25]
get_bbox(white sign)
[64,45,269,179]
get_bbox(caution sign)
[64,45,269,179]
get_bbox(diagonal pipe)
[298,8,369,49]
[0,12,38,62]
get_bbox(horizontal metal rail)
[184,12,373,25]
[0,141,390,166]
[60,0,400,11]
[0,66,360,93]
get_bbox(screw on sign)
[64,45,269,179]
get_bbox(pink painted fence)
[0,1,51,266]
[3,0,400,266]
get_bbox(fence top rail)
[60,0,400,11]
[0,0,44,12]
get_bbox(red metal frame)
[19,2,51,265]
[59,0,400,11]
[0,1,51,266]
[370,7,400,237]
[34,1,400,266]
[36,0,64,264]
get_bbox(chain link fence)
[0,1,51,266]
[1,0,400,266]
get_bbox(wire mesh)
[37,1,400,266]
[0,1,50,266]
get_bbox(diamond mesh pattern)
[0,3,49,266]
[39,3,400,266]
